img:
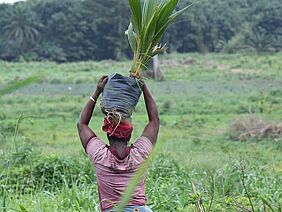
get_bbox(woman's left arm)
[77,75,108,150]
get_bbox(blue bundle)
[101,73,142,120]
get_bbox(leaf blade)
[129,0,142,35]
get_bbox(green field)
[1,53,282,211]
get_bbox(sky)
[0,0,25,3]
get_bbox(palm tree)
[3,4,40,49]
[246,27,274,53]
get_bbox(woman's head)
[102,116,133,141]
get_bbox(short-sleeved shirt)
[86,136,153,211]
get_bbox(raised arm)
[77,75,108,150]
[141,83,159,145]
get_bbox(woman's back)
[86,136,153,211]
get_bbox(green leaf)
[127,22,137,52]
[141,6,159,52]
[156,0,179,32]
[151,19,171,47]
[19,204,28,212]
[129,0,142,35]
[260,197,275,212]
[142,0,157,27]
[128,0,192,76]
[152,3,192,47]
[151,43,167,58]
[143,44,167,65]
[168,3,193,23]
[158,0,169,10]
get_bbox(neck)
[109,140,127,148]
[108,135,128,145]
[107,135,129,155]
[109,140,129,159]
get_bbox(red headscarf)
[102,117,133,139]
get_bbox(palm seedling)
[101,0,192,118]
[126,0,192,77]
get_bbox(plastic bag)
[101,73,142,119]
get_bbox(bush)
[228,115,282,141]
[1,144,95,193]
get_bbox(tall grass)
[1,140,281,211]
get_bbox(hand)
[96,75,108,94]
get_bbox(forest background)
[0,0,281,62]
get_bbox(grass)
[0,53,282,211]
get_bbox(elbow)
[77,121,82,131]
[77,121,89,131]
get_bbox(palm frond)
[126,22,137,53]
[156,0,178,32]
[141,0,157,28]
[129,0,142,35]
[141,6,159,53]
[127,0,193,77]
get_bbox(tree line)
[0,0,281,62]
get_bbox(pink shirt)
[86,136,153,211]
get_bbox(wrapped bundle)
[101,73,142,120]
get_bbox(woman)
[77,76,159,211]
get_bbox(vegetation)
[0,0,281,61]
[127,0,191,77]
[0,53,282,211]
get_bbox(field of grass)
[0,53,282,211]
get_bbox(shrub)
[1,144,95,193]
[228,115,282,141]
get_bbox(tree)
[82,0,131,60]
[0,0,281,61]
[2,3,40,50]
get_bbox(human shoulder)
[132,136,153,156]
[86,136,106,156]
[133,136,152,146]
